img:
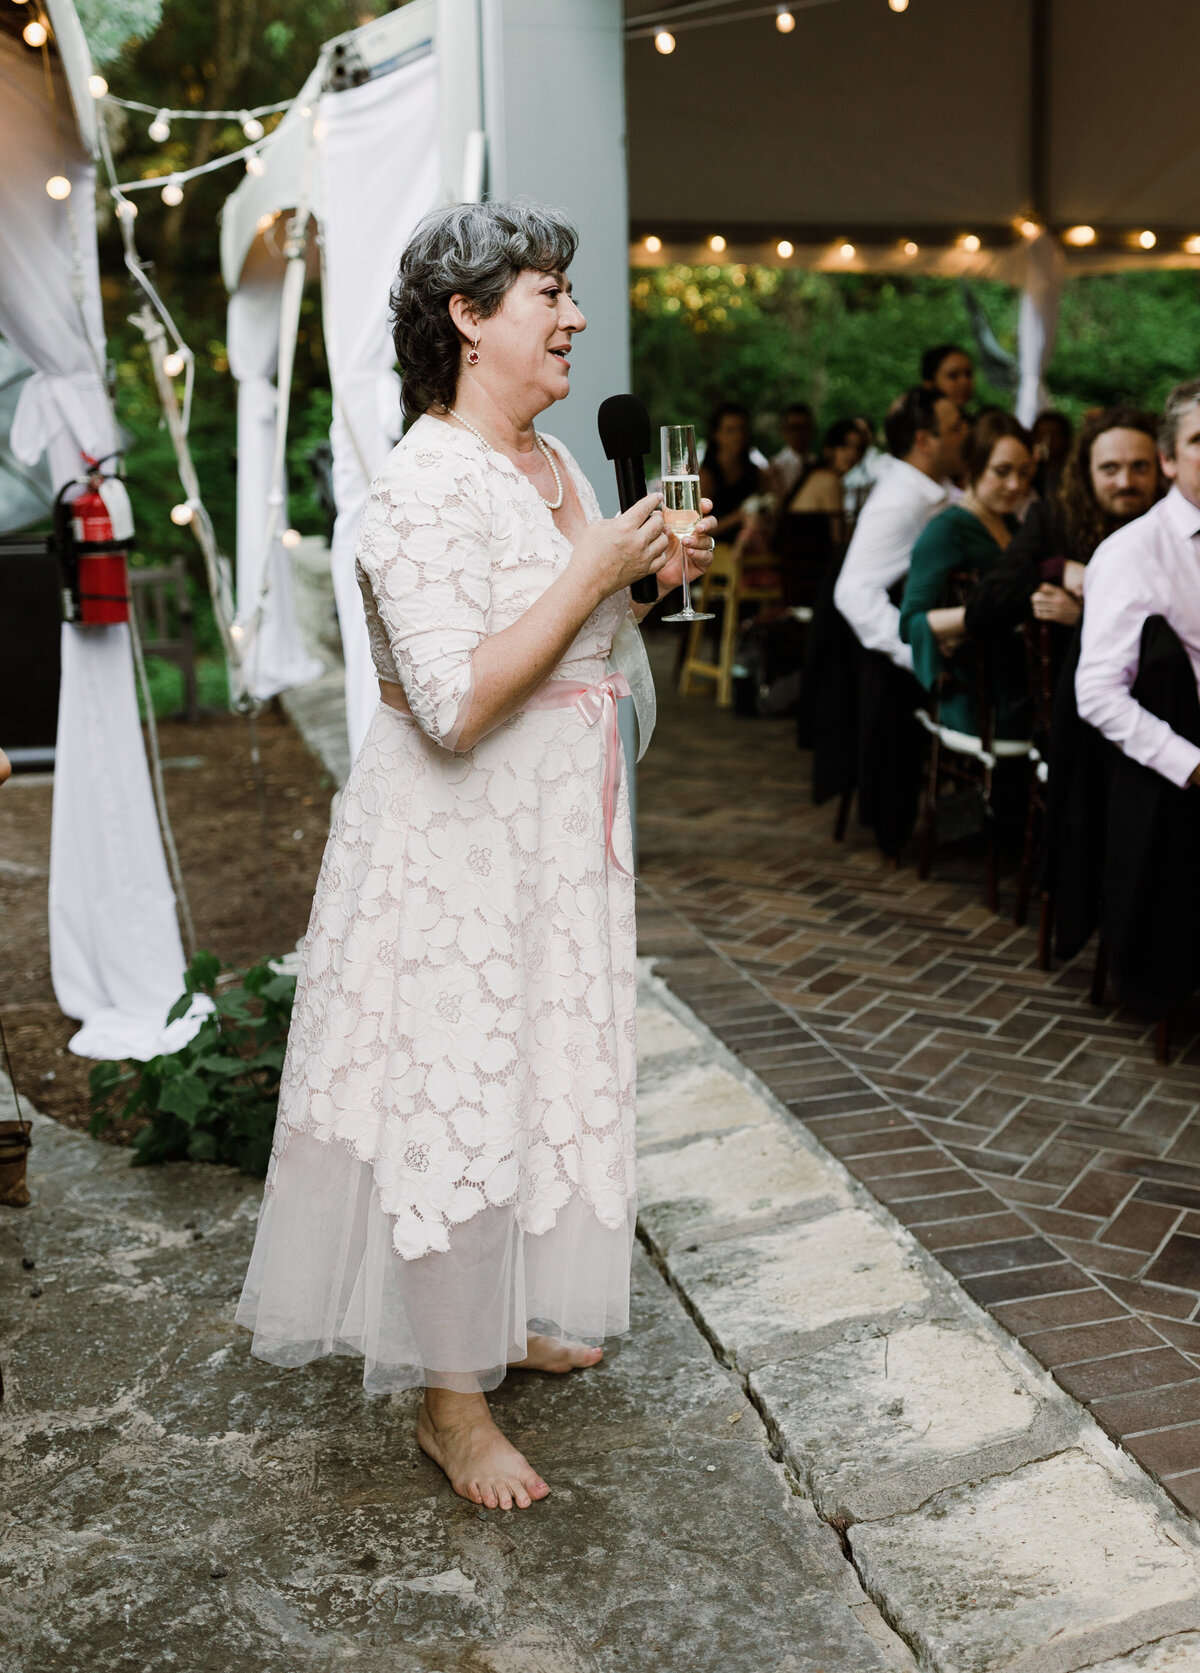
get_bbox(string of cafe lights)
[630,0,911,52]
[632,3,1200,260]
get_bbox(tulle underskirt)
[235,1132,637,1393]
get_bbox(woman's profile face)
[975,436,1032,516]
[932,352,975,408]
[469,268,586,411]
[828,434,864,476]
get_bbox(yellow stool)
[678,543,783,708]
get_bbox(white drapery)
[0,20,193,1060]
[316,52,442,760]
[1016,232,1067,429]
[226,277,323,700]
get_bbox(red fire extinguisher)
[55,457,133,625]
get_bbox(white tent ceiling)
[625,0,1200,273]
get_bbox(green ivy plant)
[89,951,296,1175]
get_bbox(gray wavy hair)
[1159,378,1200,458]
[390,200,578,421]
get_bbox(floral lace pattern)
[267,415,638,1260]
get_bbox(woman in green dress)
[900,410,1034,741]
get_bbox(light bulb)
[229,621,246,643]
[312,117,329,141]
[888,0,909,10]
[88,74,108,98]
[242,114,264,142]
[903,240,919,256]
[161,178,183,207]
[1064,224,1096,246]
[148,111,171,142]
[839,242,856,259]
[256,212,277,233]
[1138,229,1157,250]
[654,30,675,54]
[163,351,186,377]
[45,175,71,201]
[1018,219,1041,240]
[776,7,795,31]
[281,528,302,549]
[960,233,981,253]
[1185,236,1200,256]
[170,502,195,526]
[776,239,794,258]
[644,234,662,254]
[23,19,48,47]
[115,198,138,220]
[709,234,726,253]
[245,154,265,177]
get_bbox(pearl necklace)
[447,409,564,511]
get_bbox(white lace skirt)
[235,1132,637,1393]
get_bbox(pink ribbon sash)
[524,672,633,875]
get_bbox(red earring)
[467,336,480,366]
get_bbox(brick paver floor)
[636,633,1200,1517]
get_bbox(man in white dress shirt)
[1077,378,1200,791]
[834,388,968,668]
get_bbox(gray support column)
[479,0,630,507]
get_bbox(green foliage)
[89,952,296,1175]
[630,266,1019,449]
[629,264,1200,453]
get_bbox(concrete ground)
[8,976,1200,1672]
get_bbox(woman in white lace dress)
[237,202,714,1509]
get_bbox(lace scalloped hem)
[235,1132,636,1393]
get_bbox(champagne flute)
[659,424,715,624]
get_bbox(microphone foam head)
[598,393,651,461]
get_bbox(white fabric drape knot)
[10,366,112,470]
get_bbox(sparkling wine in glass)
[659,424,714,624]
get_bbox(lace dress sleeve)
[356,445,491,752]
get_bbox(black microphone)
[598,393,660,604]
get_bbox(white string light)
[776,6,796,30]
[88,74,108,98]
[148,109,171,142]
[655,29,676,52]
[281,528,302,549]
[160,177,183,206]
[245,153,265,177]
[170,500,196,526]
[644,234,662,253]
[776,238,793,257]
[23,18,48,46]
[100,93,293,123]
[45,175,71,201]
[959,233,981,253]
[709,234,726,252]
[888,0,910,11]
[1138,229,1157,250]
[162,351,186,377]
[241,113,265,141]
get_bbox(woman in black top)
[699,402,767,540]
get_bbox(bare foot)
[418,1389,550,1510]
[509,1333,604,1374]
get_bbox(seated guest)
[842,414,886,519]
[1031,409,1074,500]
[921,343,975,412]
[770,402,816,501]
[835,388,968,672]
[966,406,1161,651]
[775,419,864,605]
[700,402,768,542]
[1076,380,1200,793]
[900,410,1034,741]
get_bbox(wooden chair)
[130,557,199,722]
[678,541,784,709]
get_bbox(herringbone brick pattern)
[636,635,1200,1515]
